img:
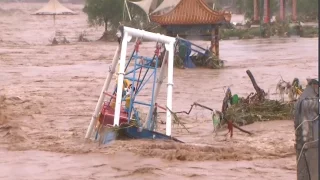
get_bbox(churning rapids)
[0,2,318,180]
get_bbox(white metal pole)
[144,52,168,128]
[123,27,175,44]
[85,45,121,139]
[155,52,168,101]
[166,43,174,136]
[125,0,132,21]
[113,32,128,126]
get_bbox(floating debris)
[224,99,294,126]
[224,70,294,126]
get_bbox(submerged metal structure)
[85,26,178,143]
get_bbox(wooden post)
[263,0,270,23]
[279,0,285,21]
[253,0,259,22]
[210,25,220,57]
[292,0,297,22]
[164,26,169,36]
[210,26,215,53]
[214,26,219,57]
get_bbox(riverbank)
[221,22,318,40]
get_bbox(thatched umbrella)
[31,0,77,26]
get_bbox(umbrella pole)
[53,15,56,36]
[53,14,56,27]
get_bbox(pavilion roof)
[150,0,231,25]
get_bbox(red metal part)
[227,121,233,138]
[101,92,166,127]
[155,103,166,111]
[99,103,128,126]
[134,39,142,52]
[154,44,161,57]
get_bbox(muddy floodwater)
[0,2,318,180]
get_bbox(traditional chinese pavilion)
[150,0,231,57]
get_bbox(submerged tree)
[83,0,124,41]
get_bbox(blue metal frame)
[127,55,158,130]
[147,56,158,130]
[175,37,212,68]
[107,46,159,131]
[107,49,138,106]
[176,37,209,56]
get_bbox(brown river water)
[0,2,318,180]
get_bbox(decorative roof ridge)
[197,0,226,16]
[150,0,225,18]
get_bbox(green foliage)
[271,23,290,36]
[220,29,245,39]
[269,0,279,17]
[235,0,246,14]
[225,99,294,126]
[219,22,320,39]
[220,28,262,39]
[174,55,184,68]
[243,0,253,20]
[83,0,124,30]
[297,0,318,21]
[82,0,151,34]
[300,26,319,37]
